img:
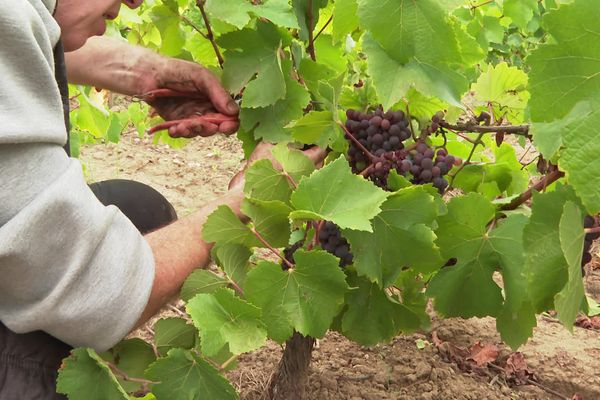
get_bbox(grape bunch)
[344,108,461,193]
[318,221,353,267]
[359,142,460,192]
[582,215,599,275]
[345,108,412,172]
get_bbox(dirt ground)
[81,130,600,400]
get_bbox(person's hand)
[141,58,240,138]
[228,143,327,191]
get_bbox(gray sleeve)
[0,144,156,351]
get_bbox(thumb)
[302,146,328,166]
[198,70,239,116]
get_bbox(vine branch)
[251,228,294,269]
[449,132,485,186]
[439,121,530,138]
[306,0,317,61]
[107,362,158,391]
[196,0,224,68]
[313,15,333,42]
[500,169,565,211]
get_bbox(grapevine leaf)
[154,318,197,356]
[358,0,460,64]
[103,339,156,393]
[245,250,349,340]
[215,244,252,287]
[434,193,496,261]
[187,288,267,356]
[206,0,298,29]
[290,156,389,231]
[557,103,600,212]
[271,143,316,182]
[344,187,444,286]
[289,111,344,149]
[341,273,421,346]
[241,198,292,248]
[555,201,586,330]
[57,348,128,400]
[490,214,537,349]
[504,0,538,29]
[145,349,238,400]
[244,159,294,203]
[362,33,467,109]
[203,205,261,248]
[205,0,253,28]
[427,259,504,317]
[333,0,359,43]
[180,269,228,302]
[528,0,600,121]
[428,194,504,317]
[471,62,529,112]
[219,22,285,108]
[293,0,329,41]
[255,0,301,29]
[150,6,186,57]
[523,187,579,312]
[240,61,311,141]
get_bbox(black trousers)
[0,179,177,399]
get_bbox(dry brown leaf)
[467,342,500,367]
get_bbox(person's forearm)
[134,187,246,327]
[65,36,165,96]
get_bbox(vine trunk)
[266,332,315,400]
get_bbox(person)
[0,1,324,399]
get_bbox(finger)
[218,120,239,135]
[302,146,328,164]
[177,119,218,138]
[197,70,239,116]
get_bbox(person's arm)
[136,186,246,326]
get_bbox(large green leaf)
[187,288,267,356]
[206,0,298,29]
[104,339,156,393]
[341,273,421,346]
[145,349,238,400]
[290,110,345,149]
[428,194,522,320]
[490,214,537,349]
[333,0,359,43]
[203,205,261,247]
[271,143,316,183]
[523,187,578,312]
[220,22,285,108]
[239,61,311,141]
[245,250,349,341]
[244,159,294,204]
[290,156,389,231]
[57,348,128,400]
[362,34,468,109]
[344,186,443,287]
[180,269,228,302]
[154,318,197,356]
[215,244,252,287]
[528,0,600,121]
[241,198,292,248]
[555,201,586,329]
[358,0,460,64]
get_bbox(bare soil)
[81,131,600,400]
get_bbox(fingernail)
[227,100,239,114]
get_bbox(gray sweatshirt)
[0,0,155,351]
